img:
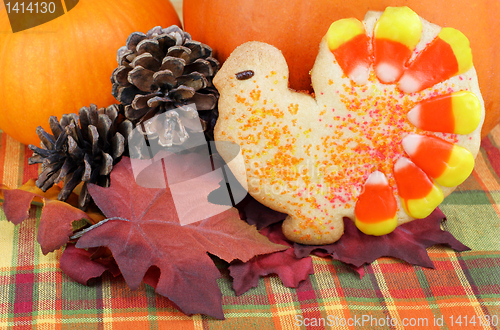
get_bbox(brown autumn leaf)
[0,179,98,254]
[236,196,468,278]
[75,156,287,319]
[60,244,121,285]
[229,223,314,296]
[293,209,470,269]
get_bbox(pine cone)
[28,104,133,209]
[111,25,220,146]
[111,25,219,146]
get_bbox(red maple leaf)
[75,156,287,319]
[229,223,313,295]
[293,209,470,269]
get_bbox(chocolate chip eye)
[236,70,254,80]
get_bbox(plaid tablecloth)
[0,125,499,330]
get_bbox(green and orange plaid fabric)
[0,127,499,330]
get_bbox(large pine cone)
[28,104,133,209]
[111,25,220,146]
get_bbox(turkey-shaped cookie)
[214,6,485,245]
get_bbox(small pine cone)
[111,25,220,144]
[28,104,133,210]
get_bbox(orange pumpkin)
[183,0,500,138]
[0,0,181,146]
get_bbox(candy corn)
[399,27,473,93]
[373,6,422,84]
[327,18,371,85]
[402,134,475,187]
[407,91,482,134]
[394,157,444,219]
[354,171,398,235]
